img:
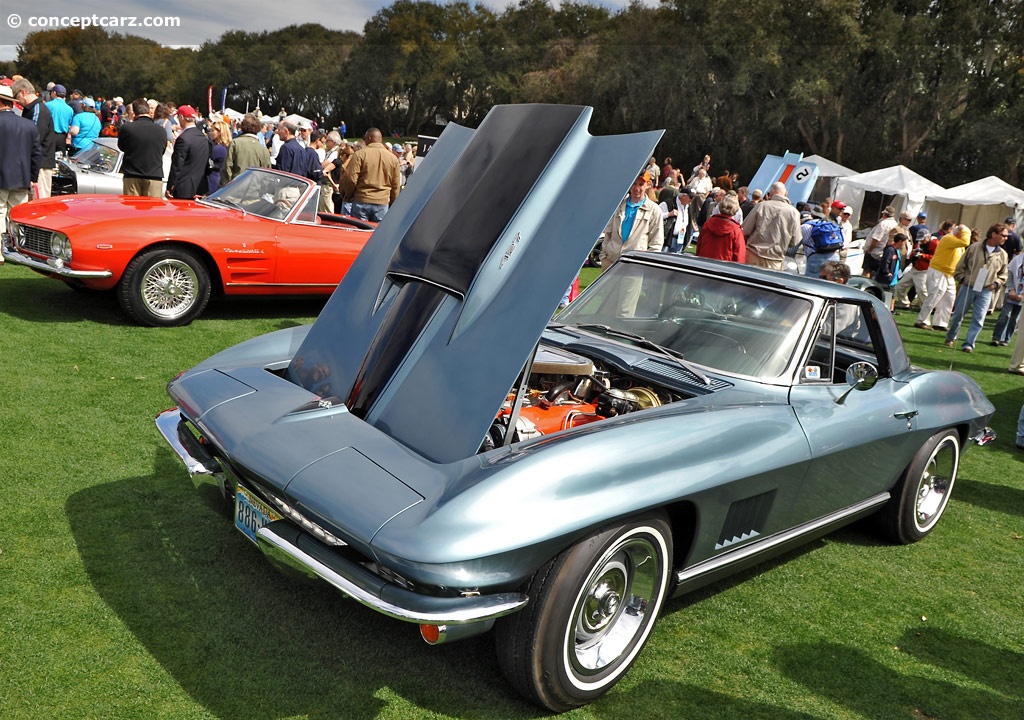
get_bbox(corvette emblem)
[499,232,520,269]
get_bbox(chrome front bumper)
[155,408,529,626]
[1,232,113,279]
[971,426,997,446]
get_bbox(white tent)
[804,154,857,200]
[834,165,945,229]
[283,113,313,129]
[922,176,1024,231]
[217,107,245,121]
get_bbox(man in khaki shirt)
[741,181,801,270]
[339,127,401,222]
[943,223,1009,353]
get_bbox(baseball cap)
[841,205,853,215]
[1005,216,1016,224]
[831,200,847,211]
[53,84,67,96]
[917,211,927,219]
[177,105,199,119]
[392,143,402,151]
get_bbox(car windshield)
[72,143,118,173]
[203,168,311,221]
[558,261,814,378]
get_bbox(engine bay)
[482,345,691,450]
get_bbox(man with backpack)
[801,212,845,278]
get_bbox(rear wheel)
[882,429,960,544]
[118,248,211,327]
[495,512,671,712]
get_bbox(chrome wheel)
[568,531,663,679]
[495,513,671,712]
[882,429,960,544]
[913,433,959,533]
[141,258,199,321]
[119,248,211,326]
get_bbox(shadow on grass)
[0,267,328,327]
[0,275,126,324]
[66,450,544,720]
[897,627,1024,699]
[952,477,1024,519]
[774,637,1023,720]
[199,295,329,324]
[593,680,820,720]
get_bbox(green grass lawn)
[1,263,1021,719]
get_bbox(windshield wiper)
[203,197,248,216]
[575,323,711,386]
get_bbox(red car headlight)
[50,232,72,262]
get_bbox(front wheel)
[118,248,211,327]
[495,512,672,712]
[881,429,960,544]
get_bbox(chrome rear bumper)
[155,408,223,478]
[156,408,529,627]
[257,521,528,625]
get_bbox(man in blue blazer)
[0,84,42,229]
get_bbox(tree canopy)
[11,0,1024,186]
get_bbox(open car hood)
[286,104,662,463]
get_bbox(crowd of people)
[5,80,1024,447]
[0,74,416,225]
[598,154,1024,447]
[596,155,1024,373]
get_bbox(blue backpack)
[809,220,844,253]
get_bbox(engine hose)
[541,381,576,407]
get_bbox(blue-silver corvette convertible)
[156,104,995,712]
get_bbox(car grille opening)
[18,226,56,258]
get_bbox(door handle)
[893,410,918,430]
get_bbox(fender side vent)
[715,490,776,550]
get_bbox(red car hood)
[12,194,221,231]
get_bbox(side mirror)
[836,361,878,404]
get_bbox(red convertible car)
[1,168,374,326]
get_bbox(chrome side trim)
[676,493,890,585]
[256,522,529,625]
[0,238,114,279]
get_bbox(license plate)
[234,485,280,545]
